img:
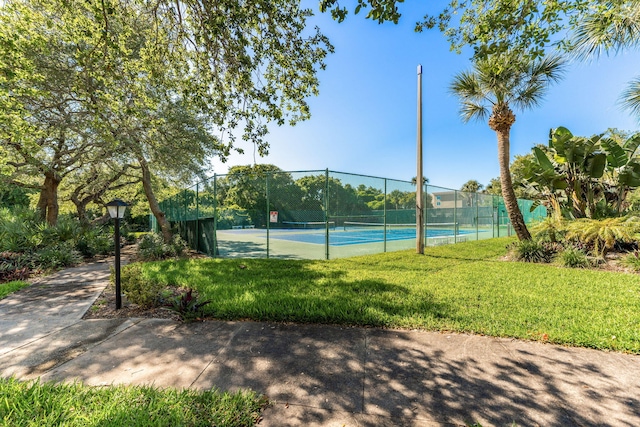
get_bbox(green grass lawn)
[139,237,640,353]
[0,377,267,427]
[0,281,29,300]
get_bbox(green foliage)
[137,233,186,261]
[0,208,40,252]
[531,217,566,243]
[0,280,29,299]
[0,377,267,427]
[450,51,565,241]
[507,239,556,263]
[460,180,483,193]
[169,289,212,322]
[2,0,333,227]
[621,251,640,272]
[557,247,591,268]
[0,252,33,283]
[35,242,82,270]
[0,209,113,258]
[626,187,640,212]
[138,237,640,353]
[322,0,589,61]
[523,127,640,219]
[75,227,113,258]
[119,263,167,308]
[0,183,34,208]
[565,216,640,256]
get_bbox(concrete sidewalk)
[1,259,639,426]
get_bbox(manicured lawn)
[0,281,29,300]
[0,377,267,427]
[140,237,640,353]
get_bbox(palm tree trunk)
[496,129,531,241]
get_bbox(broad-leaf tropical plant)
[524,127,640,218]
[600,132,640,213]
[539,127,607,219]
[450,52,566,240]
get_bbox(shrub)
[119,263,167,308]
[565,216,640,256]
[557,247,591,268]
[0,252,34,283]
[75,227,113,258]
[531,217,566,243]
[168,289,212,321]
[621,251,640,272]
[508,239,556,263]
[138,233,186,261]
[0,212,38,252]
[39,216,81,247]
[35,242,83,270]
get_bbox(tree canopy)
[1,0,333,235]
[320,0,634,60]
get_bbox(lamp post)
[106,199,128,309]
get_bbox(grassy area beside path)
[0,377,267,427]
[0,281,29,300]
[141,237,640,353]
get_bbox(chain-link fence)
[152,169,547,259]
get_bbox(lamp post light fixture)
[106,199,128,309]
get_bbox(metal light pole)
[416,64,424,254]
[106,199,128,309]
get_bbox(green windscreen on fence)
[155,169,547,260]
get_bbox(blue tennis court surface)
[268,228,472,246]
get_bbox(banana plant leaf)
[623,134,640,156]
[600,137,629,168]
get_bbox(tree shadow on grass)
[149,258,449,327]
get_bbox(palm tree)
[570,1,640,117]
[460,179,483,193]
[450,52,565,240]
[460,179,483,207]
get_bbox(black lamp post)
[106,199,128,309]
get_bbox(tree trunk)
[74,199,90,225]
[138,156,173,243]
[489,104,531,241]
[36,172,61,226]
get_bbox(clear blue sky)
[210,2,640,191]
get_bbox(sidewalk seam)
[361,330,368,415]
[188,322,247,389]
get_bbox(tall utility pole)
[416,64,424,254]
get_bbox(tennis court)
[160,169,547,259]
[267,222,470,246]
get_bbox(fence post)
[195,183,199,252]
[184,189,189,246]
[475,192,479,241]
[266,174,270,259]
[324,169,329,260]
[383,178,387,253]
[213,174,218,257]
[454,190,458,244]
[425,185,429,247]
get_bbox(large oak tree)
[1,0,332,240]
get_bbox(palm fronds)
[565,216,640,256]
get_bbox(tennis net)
[343,221,459,233]
[343,222,414,232]
[281,221,336,230]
